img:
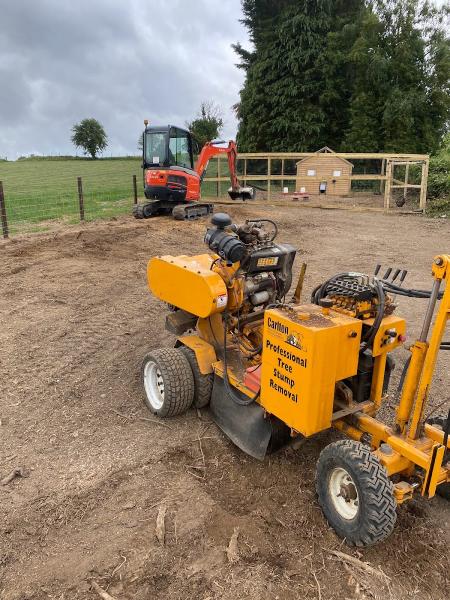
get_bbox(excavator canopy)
[143,125,198,171]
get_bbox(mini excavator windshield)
[143,126,195,171]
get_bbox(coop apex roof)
[296,147,354,167]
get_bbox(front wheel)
[141,348,194,417]
[316,439,397,546]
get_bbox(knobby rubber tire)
[141,348,194,417]
[316,439,397,547]
[179,346,213,409]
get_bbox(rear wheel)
[179,346,213,408]
[141,348,194,417]
[316,439,397,546]
[426,415,450,500]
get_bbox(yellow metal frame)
[335,255,450,501]
[166,249,449,503]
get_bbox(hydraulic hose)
[381,279,444,300]
[362,278,385,348]
[311,273,385,351]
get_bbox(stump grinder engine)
[141,213,450,546]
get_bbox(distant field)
[0,157,228,234]
[0,157,144,233]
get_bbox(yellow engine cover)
[148,254,228,318]
[260,305,362,437]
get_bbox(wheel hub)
[143,361,165,410]
[329,467,359,520]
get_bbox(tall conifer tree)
[235,0,449,153]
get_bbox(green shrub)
[427,152,450,200]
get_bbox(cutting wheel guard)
[209,375,291,460]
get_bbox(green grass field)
[0,157,230,234]
[0,157,144,234]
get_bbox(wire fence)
[0,159,144,237]
[0,154,427,238]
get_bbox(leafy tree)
[428,133,450,200]
[344,1,450,153]
[186,101,224,147]
[71,118,108,159]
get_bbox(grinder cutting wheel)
[140,213,450,546]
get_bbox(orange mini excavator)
[133,121,255,220]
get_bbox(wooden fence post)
[403,162,410,204]
[77,176,85,221]
[384,161,392,211]
[419,159,429,212]
[133,175,138,205]
[267,157,271,201]
[380,159,386,194]
[0,181,9,239]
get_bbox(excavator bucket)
[228,186,256,201]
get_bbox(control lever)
[392,268,401,282]
[392,270,408,303]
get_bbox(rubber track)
[179,346,213,409]
[132,204,145,219]
[317,439,397,546]
[172,204,213,221]
[143,348,194,417]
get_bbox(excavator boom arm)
[195,141,240,191]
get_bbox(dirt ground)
[1,204,449,600]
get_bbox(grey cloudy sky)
[0,0,248,158]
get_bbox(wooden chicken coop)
[295,147,353,196]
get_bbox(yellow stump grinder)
[140,213,450,546]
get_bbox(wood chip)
[138,416,173,429]
[326,549,390,581]
[1,467,25,486]
[226,527,240,564]
[91,581,118,600]
[156,504,167,545]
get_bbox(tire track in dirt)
[1,209,449,600]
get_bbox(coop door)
[319,182,327,194]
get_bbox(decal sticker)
[217,294,228,308]
[257,256,279,267]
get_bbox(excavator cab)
[143,126,196,172]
